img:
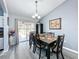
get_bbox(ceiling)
[5,0,66,19]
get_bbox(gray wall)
[0,10,3,16]
[0,5,3,16]
[40,0,78,51]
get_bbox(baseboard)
[0,49,4,51]
[63,47,78,59]
[0,49,8,56]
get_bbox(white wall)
[40,0,78,51]
[0,16,4,27]
[3,13,9,52]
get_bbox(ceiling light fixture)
[32,0,40,19]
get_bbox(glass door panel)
[18,21,35,42]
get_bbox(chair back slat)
[57,34,65,51]
[46,32,55,40]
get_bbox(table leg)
[47,46,50,59]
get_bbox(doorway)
[18,20,35,43]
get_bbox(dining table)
[38,36,57,59]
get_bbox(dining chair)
[52,34,65,59]
[29,32,34,48]
[33,34,46,59]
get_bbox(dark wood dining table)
[38,37,57,59]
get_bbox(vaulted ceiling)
[4,0,66,19]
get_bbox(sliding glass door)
[18,21,35,42]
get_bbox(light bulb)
[32,16,35,18]
[32,14,40,19]
[38,16,40,19]
[35,13,38,16]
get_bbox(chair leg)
[61,51,64,59]
[33,45,36,53]
[56,53,59,59]
[39,48,41,59]
[46,50,47,57]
